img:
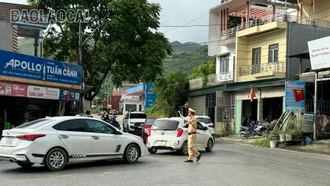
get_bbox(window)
[53,119,87,132]
[130,113,147,119]
[85,120,115,134]
[146,118,157,126]
[196,117,212,124]
[219,55,229,73]
[268,44,279,63]
[252,48,261,74]
[197,122,205,130]
[16,118,52,129]
[125,104,137,112]
[152,120,179,130]
[206,93,216,107]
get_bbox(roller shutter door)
[188,95,205,115]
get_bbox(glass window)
[219,55,229,73]
[53,119,87,132]
[268,44,279,63]
[85,120,115,134]
[196,118,212,124]
[16,118,53,129]
[197,122,205,130]
[126,104,137,111]
[145,118,157,126]
[130,113,147,119]
[152,120,179,130]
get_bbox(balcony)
[207,72,234,85]
[218,13,330,45]
[237,62,286,82]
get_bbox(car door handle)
[59,134,69,139]
[92,136,100,140]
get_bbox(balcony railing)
[218,13,330,44]
[238,62,285,76]
[208,71,234,85]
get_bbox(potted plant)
[285,129,293,141]
[278,130,286,142]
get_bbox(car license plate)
[6,137,13,145]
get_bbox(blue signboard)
[145,83,156,109]
[285,81,306,113]
[0,50,82,87]
[59,89,80,102]
[104,88,108,95]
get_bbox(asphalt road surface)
[1,139,330,186]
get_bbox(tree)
[29,0,172,101]
[189,58,216,85]
[146,71,189,117]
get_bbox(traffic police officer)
[180,108,202,163]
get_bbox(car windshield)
[15,118,54,129]
[152,120,179,130]
[146,119,157,126]
[197,118,212,124]
[130,113,147,119]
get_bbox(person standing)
[180,108,202,163]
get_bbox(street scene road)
[1,136,330,186]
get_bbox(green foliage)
[189,58,216,84]
[251,138,271,148]
[163,44,211,75]
[145,71,189,117]
[30,0,172,100]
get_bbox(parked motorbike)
[239,121,267,139]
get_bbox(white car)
[195,116,215,135]
[146,117,214,155]
[123,112,147,134]
[0,116,147,171]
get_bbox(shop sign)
[145,83,156,109]
[189,78,203,90]
[0,82,27,97]
[27,85,60,100]
[0,49,82,88]
[308,36,330,70]
[285,81,306,113]
[59,89,80,102]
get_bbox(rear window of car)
[152,120,180,130]
[15,118,53,129]
[130,113,147,119]
[146,119,157,126]
[197,118,212,124]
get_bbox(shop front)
[0,49,82,128]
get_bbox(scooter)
[239,121,267,139]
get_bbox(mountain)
[170,41,202,53]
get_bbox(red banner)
[0,82,27,97]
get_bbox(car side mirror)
[204,126,208,130]
[115,130,122,135]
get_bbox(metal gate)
[188,95,205,115]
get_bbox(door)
[85,119,122,155]
[196,122,208,147]
[53,119,92,156]
[252,47,261,74]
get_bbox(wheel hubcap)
[49,151,64,168]
[183,143,188,154]
[128,147,138,161]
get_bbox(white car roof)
[194,115,210,118]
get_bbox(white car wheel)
[205,138,213,152]
[45,148,67,171]
[179,141,188,155]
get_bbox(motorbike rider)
[109,114,121,130]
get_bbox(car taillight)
[176,128,183,137]
[209,125,214,128]
[16,134,46,141]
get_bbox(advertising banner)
[0,82,27,97]
[27,85,60,100]
[59,89,80,102]
[0,49,82,89]
[145,83,156,109]
[285,81,306,113]
[308,36,330,70]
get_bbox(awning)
[189,78,285,97]
[288,49,310,59]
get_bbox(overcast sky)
[8,0,219,43]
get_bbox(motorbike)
[109,115,121,130]
[239,121,267,139]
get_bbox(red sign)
[0,82,27,97]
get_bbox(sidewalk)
[217,135,330,157]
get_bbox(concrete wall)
[286,22,330,80]
[208,12,219,57]
[0,20,13,51]
[215,43,236,73]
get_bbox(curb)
[217,138,330,160]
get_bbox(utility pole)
[79,22,84,112]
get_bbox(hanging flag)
[293,89,305,102]
[65,91,70,103]
[250,87,256,102]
